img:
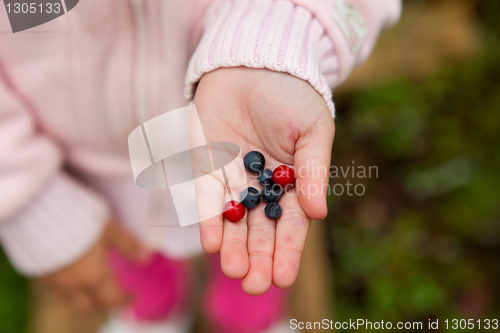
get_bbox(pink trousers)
[109,251,288,333]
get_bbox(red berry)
[223,201,246,222]
[272,165,295,187]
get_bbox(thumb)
[105,221,152,262]
[294,115,335,220]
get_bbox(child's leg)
[99,250,192,333]
[108,250,190,321]
[204,254,290,333]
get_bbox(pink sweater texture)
[0,0,401,276]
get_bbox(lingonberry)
[257,168,273,185]
[240,187,260,209]
[244,151,265,173]
[272,165,295,187]
[223,201,246,222]
[265,203,282,219]
[261,184,282,203]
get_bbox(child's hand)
[38,220,150,313]
[194,68,335,295]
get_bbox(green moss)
[0,250,29,333]
[329,2,500,327]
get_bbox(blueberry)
[244,151,265,173]
[265,203,282,219]
[257,168,273,185]
[261,184,282,203]
[240,187,260,209]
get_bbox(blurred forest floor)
[329,0,500,330]
[0,0,499,332]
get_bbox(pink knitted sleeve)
[185,0,402,117]
[0,68,109,276]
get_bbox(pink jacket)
[0,0,401,276]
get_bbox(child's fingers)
[272,188,310,288]
[219,162,251,278]
[106,221,151,261]
[196,174,225,254]
[70,291,95,313]
[196,146,248,255]
[220,191,249,279]
[294,115,335,220]
[241,204,276,295]
[94,274,132,309]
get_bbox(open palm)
[193,68,335,295]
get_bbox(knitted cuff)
[0,173,109,276]
[185,0,339,117]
